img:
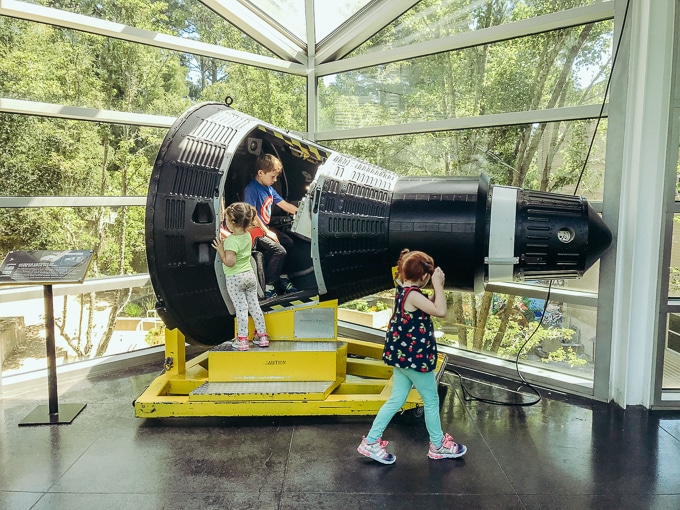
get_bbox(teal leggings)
[366,366,444,448]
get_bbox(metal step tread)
[211,340,343,353]
[191,380,336,395]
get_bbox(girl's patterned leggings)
[225,271,267,338]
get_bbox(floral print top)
[382,285,437,373]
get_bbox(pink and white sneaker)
[252,332,269,347]
[357,437,396,464]
[428,433,466,459]
[232,336,249,351]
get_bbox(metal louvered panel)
[314,161,396,302]
[514,189,588,280]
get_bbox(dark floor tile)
[0,491,43,510]
[656,411,680,441]
[520,493,680,510]
[496,405,680,495]
[49,421,294,494]
[283,392,514,497]
[31,492,279,510]
[0,418,99,492]
[280,492,526,510]
[3,360,680,508]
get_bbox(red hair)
[397,249,435,282]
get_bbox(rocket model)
[145,101,612,346]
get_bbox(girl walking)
[357,249,467,464]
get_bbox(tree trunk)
[473,291,493,351]
[515,24,594,187]
[449,292,468,348]
[489,294,516,353]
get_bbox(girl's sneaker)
[232,336,249,351]
[428,433,466,459]
[357,437,396,464]
[252,332,269,347]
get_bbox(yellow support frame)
[134,301,447,418]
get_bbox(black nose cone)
[585,205,613,271]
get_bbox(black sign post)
[0,250,93,425]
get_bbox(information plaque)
[0,250,93,425]
[0,250,93,285]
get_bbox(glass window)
[314,0,374,42]
[0,207,149,277]
[320,20,613,130]
[0,115,165,198]
[36,0,276,57]
[339,291,597,384]
[245,0,375,43]
[347,0,610,58]
[668,215,680,298]
[0,20,305,125]
[664,107,680,391]
[0,280,160,377]
[442,294,596,382]
[322,119,607,201]
[664,313,680,390]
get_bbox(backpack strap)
[400,286,421,315]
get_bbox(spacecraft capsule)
[145,102,612,345]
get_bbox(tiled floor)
[2,357,680,510]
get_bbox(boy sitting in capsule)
[244,153,299,299]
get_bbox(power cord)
[446,283,551,407]
[451,0,631,407]
[573,0,630,197]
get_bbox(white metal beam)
[0,274,151,302]
[316,104,608,141]
[315,0,420,65]
[199,0,307,64]
[0,0,305,75]
[604,0,676,408]
[0,196,146,207]
[316,3,615,76]
[0,98,175,128]
[485,282,599,308]
[305,0,316,139]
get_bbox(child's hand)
[431,267,445,288]
[211,238,223,252]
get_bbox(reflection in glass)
[664,313,680,390]
[320,20,613,130]
[348,0,608,57]
[668,216,680,298]
[340,291,597,382]
[322,120,607,200]
[0,281,160,376]
[0,206,148,277]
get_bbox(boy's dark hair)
[255,153,282,175]
[397,249,435,282]
[224,202,256,230]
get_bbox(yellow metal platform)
[134,300,448,418]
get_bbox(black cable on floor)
[447,283,551,407]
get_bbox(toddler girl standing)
[212,202,269,351]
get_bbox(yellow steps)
[207,341,347,383]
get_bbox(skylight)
[245,0,374,44]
